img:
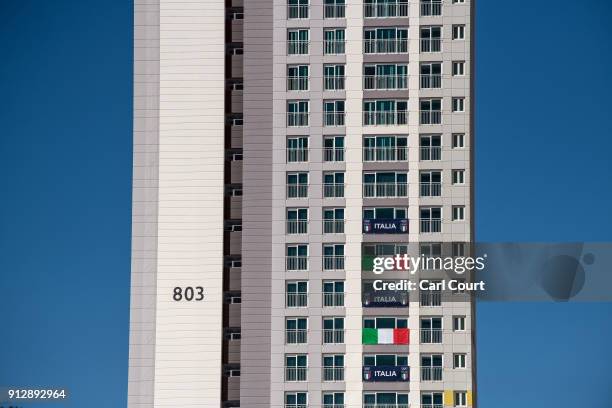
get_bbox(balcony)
[420,74,442,89]
[362,290,408,307]
[324,112,345,127]
[420,219,442,233]
[364,75,408,90]
[420,328,442,344]
[421,366,443,381]
[420,0,442,16]
[364,39,408,54]
[287,112,309,127]
[324,40,346,55]
[323,329,345,344]
[324,75,345,91]
[323,255,345,271]
[420,146,441,161]
[323,292,345,307]
[323,367,345,381]
[325,4,346,18]
[287,293,308,307]
[420,182,441,197]
[287,405,308,408]
[421,405,443,408]
[363,146,408,162]
[287,5,309,19]
[323,405,345,408]
[324,183,345,198]
[287,220,308,234]
[364,2,409,18]
[420,38,441,53]
[419,291,442,306]
[363,365,409,382]
[287,147,309,163]
[286,256,308,271]
[286,329,308,344]
[287,76,309,91]
[363,182,408,198]
[364,404,409,408]
[363,218,408,234]
[288,40,309,55]
[363,111,408,126]
[324,219,345,234]
[420,110,442,125]
[287,185,308,198]
[324,147,345,162]
[285,367,307,381]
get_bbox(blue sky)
[0,1,611,407]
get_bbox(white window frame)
[454,391,467,407]
[453,353,467,369]
[452,97,465,112]
[452,315,466,332]
[452,61,465,76]
[452,206,465,221]
[452,169,465,185]
[452,133,465,148]
[452,24,466,40]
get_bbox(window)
[286,317,308,344]
[324,136,345,162]
[452,169,465,184]
[287,29,309,55]
[452,206,465,221]
[452,242,466,257]
[420,317,442,343]
[421,0,442,16]
[364,27,408,54]
[452,97,465,112]
[323,317,345,344]
[363,135,408,162]
[323,392,344,408]
[287,65,309,91]
[323,208,345,234]
[323,354,344,381]
[454,392,467,407]
[225,327,241,340]
[287,136,308,162]
[287,172,308,198]
[364,354,408,368]
[230,116,243,126]
[364,0,409,18]
[285,354,308,381]
[324,0,346,19]
[287,281,308,307]
[363,172,408,198]
[229,46,243,55]
[227,293,241,304]
[453,61,465,76]
[420,99,442,124]
[288,0,309,19]
[421,354,443,381]
[363,207,407,220]
[420,134,441,161]
[453,0,466,3]
[364,317,408,329]
[453,24,466,40]
[420,62,442,89]
[453,316,466,331]
[323,172,345,198]
[365,393,408,407]
[420,207,442,233]
[420,171,442,197]
[422,392,444,408]
[323,244,345,270]
[363,317,409,345]
[324,28,346,54]
[286,244,308,271]
[324,100,345,126]
[420,280,442,305]
[364,64,408,90]
[286,392,308,408]
[453,353,467,369]
[229,79,243,90]
[421,26,442,52]
[453,133,465,148]
[323,280,345,307]
[324,64,345,90]
[230,11,244,20]
[287,100,309,127]
[225,366,241,377]
[363,100,408,126]
[287,208,308,234]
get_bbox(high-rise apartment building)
[129,1,475,407]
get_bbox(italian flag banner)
[362,328,409,345]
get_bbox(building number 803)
[173,286,205,301]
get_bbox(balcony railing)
[287,76,309,91]
[323,255,345,271]
[364,2,409,18]
[420,182,442,197]
[421,366,443,381]
[324,40,346,55]
[286,405,308,408]
[325,4,346,18]
[363,146,408,162]
[420,219,442,233]
[323,292,345,307]
[364,75,408,90]
[286,329,308,344]
[323,219,345,234]
[363,182,408,198]
[420,328,443,343]
[285,367,308,381]
[363,111,408,126]
[363,405,409,408]
[324,147,345,162]
[287,185,308,198]
[324,75,345,91]
[287,5,309,19]
[323,329,345,344]
[287,220,308,234]
[420,291,442,306]
[323,367,345,381]
[324,112,345,127]
[420,38,441,52]
[420,111,442,125]
[286,256,309,271]
[420,74,442,89]
[364,39,408,54]
[323,405,345,408]
[287,112,309,127]
[420,1,442,16]
[323,183,345,198]
[421,404,443,408]
[287,147,309,163]
[288,40,310,55]
[420,146,441,161]
[287,293,308,308]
